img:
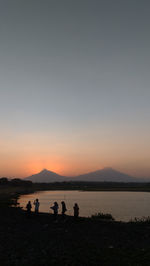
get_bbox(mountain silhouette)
[25,169,66,183]
[72,167,136,182]
[25,167,139,183]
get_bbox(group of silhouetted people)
[26,198,40,217]
[26,199,79,220]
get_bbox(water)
[18,190,150,221]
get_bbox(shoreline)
[1,187,150,265]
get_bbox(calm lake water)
[19,190,150,221]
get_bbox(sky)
[0,0,150,178]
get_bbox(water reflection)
[19,191,150,221]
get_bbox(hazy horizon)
[0,167,147,180]
[0,0,150,178]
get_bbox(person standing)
[33,198,40,214]
[50,202,59,220]
[61,201,67,218]
[73,203,79,219]
[26,201,32,217]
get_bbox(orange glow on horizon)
[26,158,66,177]
[24,157,105,177]
[0,131,150,178]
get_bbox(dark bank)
[1,179,150,265]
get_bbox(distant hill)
[25,169,67,183]
[25,167,141,183]
[71,167,137,182]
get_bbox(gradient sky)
[0,0,150,178]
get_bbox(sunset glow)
[0,1,150,179]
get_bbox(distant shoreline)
[29,181,150,193]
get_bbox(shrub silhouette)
[91,212,114,221]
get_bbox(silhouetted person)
[50,202,59,220]
[33,198,40,214]
[26,201,32,217]
[73,203,79,219]
[61,201,67,218]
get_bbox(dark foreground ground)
[1,208,150,266]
